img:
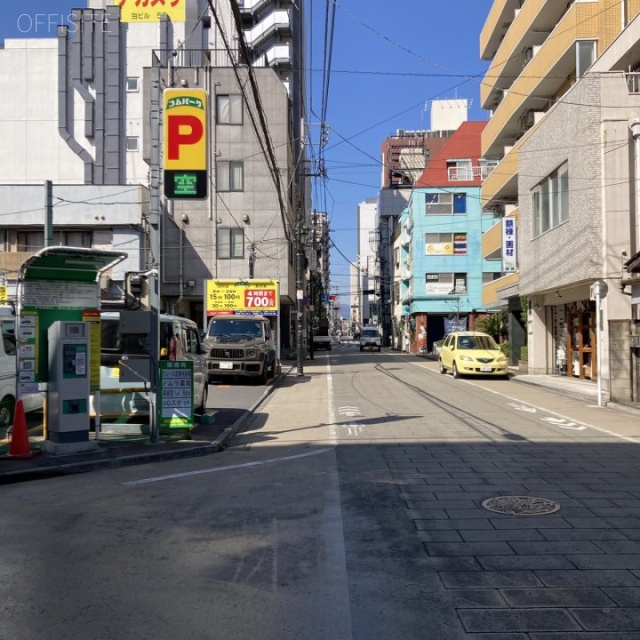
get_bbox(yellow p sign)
[163,88,208,199]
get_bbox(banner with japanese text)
[115,0,186,23]
[205,279,280,317]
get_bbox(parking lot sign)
[163,88,208,199]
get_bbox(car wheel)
[452,362,460,379]
[359,346,363,352]
[439,359,446,374]
[377,346,381,352]
[0,397,14,433]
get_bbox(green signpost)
[158,360,194,429]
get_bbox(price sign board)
[205,279,279,317]
[158,360,193,429]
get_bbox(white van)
[0,308,43,434]
[359,327,381,352]
[92,312,208,420]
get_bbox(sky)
[0,0,495,317]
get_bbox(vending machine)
[46,321,91,445]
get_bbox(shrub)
[520,346,528,361]
[499,341,509,357]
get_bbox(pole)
[148,58,162,443]
[44,180,53,247]
[596,289,602,407]
[296,222,304,376]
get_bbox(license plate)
[219,362,233,370]
[480,366,492,372]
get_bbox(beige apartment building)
[480,0,640,403]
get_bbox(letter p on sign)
[163,88,208,199]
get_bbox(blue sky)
[0,0,494,316]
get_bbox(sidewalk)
[0,366,294,484]
[2,361,639,484]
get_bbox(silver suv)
[203,315,277,384]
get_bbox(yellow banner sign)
[115,0,186,23]
[206,280,279,316]
[164,89,207,171]
[0,285,7,302]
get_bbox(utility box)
[45,321,91,448]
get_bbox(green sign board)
[158,360,194,429]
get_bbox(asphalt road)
[3,344,640,638]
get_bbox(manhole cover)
[481,496,560,516]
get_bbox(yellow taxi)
[439,331,509,379]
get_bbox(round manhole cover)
[481,496,560,516]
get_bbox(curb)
[0,367,290,485]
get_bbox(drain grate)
[481,496,560,516]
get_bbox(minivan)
[359,327,381,352]
[91,312,208,420]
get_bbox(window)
[217,228,244,259]
[533,163,568,237]
[425,192,466,214]
[17,231,44,252]
[216,95,243,124]
[425,233,467,255]
[126,136,139,151]
[576,40,596,78]
[425,272,467,295]
[216,161,244,191]
[126,77,140,92]
[53,231,92,248]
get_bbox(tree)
[477,311,507,342]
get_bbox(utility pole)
[249,242,256,278]
[147,56,162,444]
[296,221,305,376]
[44,180,53,247]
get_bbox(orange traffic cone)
[5,399,34,458]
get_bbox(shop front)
[552,300,596,380]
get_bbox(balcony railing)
[627,73,640,94]
[448,164,498,182]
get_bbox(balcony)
[482,1,595,159]
[244,10,291,49]
[448,164,498,182]
[480,142,520,209]
[482,272,520,308]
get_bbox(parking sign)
[163,88,208,199]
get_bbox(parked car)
[91,312,209,420]
[0,308,44,433]
[439,331,508,379]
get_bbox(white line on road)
[413,362,640,444]
[123,448,333,486]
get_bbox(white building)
[0,0,307,346]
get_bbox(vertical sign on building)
[163,88,208,199]
[502,217,517,273]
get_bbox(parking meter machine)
[44,321,94,453]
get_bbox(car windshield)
[362,330,378,338]
[457,335,498,350]
[207,319,263,339]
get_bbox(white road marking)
[541,417,586,431]
[123,448,333,486]
[508,403,537,413]
[327,359,337,445]
[413,362,640,444]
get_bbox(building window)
[17,231,44,252]
[216,161,244,191]
[126,136,139,151]
[576,40,596,78]
[126,77,140,92]
[53,231,92,248]
[216,95,243,124]
[425,192,466,214]
[425,272,467,295]
[533,162,568,237]
[425,233,467,255]
[217,228,244,259]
